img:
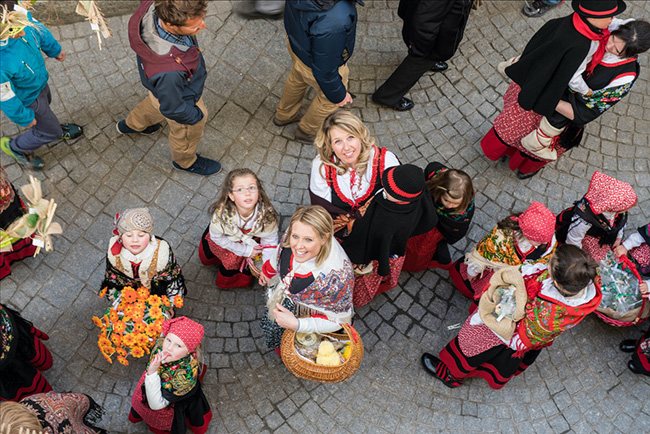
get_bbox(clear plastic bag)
[599,252,643,313]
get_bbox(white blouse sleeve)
[144,372,170,410]
[383,150,400,169]
[565,217,591,248]
[622,232,645,251]
[309,157,332,203]
[259,224,279,263]
[297,317,346,334]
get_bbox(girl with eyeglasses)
[198,168,278,288]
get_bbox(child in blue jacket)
[0,1,82,169]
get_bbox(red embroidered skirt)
[204,232,247,271]
[630,243,650,271]
[439,316,541,389]
[402,227,445,272]
[353,256,405,307]
[448,259,493,300]
[581,235,612,263]
[483,82,568,174]
[0,236,37,280]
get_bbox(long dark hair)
[427,168,474,213]
[550,245,598,295]
[611,20,650,58]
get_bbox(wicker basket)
[280,322,363,383]
[596,255,650,327]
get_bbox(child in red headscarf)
[556,171,637,262]
[129,317,212,434]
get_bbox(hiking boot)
[294,126,315,144]
[522,0,562,18]
[116,120,162,135]
[273,106,306,127]
[173,154,222,176]
[60,123,83,140]
[1,136,44,169]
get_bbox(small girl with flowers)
[129,316,212,434]
[198,168,278,288]
[95,208,185,365]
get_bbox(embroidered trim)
[327,146,385,209]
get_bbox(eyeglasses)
[231,186,258,194]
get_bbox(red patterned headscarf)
[516,201,556,244]
[161,317,204,353]
[584,171,637,215]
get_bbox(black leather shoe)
[516,169,540,180]
[421,353,461,388]
[628,360,642,374]
[372,95,415,111]
[430,61,449,72]
[619,339,637,353]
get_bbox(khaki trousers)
[275,40,349,135]
[126,92,207,168]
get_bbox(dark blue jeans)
[11,84,62,153]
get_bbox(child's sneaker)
[1,137,44,169]
[60,123,83,140]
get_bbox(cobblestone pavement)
[2,1,650,433]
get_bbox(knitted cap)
[517,201,555,244]
[572,0,626,18]
[381,164,424,203]
[584,171,637,215]
[161,317,204,353]
[113,208,154,236]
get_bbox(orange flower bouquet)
[93,286,183,365]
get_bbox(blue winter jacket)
[0,13,62,127]
[284,0,362,104]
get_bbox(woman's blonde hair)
[427,168,475,213]
[0,401,43,434]
[282,206,333,266]
[314,110,375,177]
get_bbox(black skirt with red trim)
[439,334,541,390]
[0,306,53,401]
[0,193,37,280]
[631,327,650,375]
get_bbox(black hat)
[572,0,626,18]
[381,164,424,203]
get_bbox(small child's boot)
[520,116,564,161]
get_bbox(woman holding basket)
[258,206,355,354]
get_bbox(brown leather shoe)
[294,126,315,144]
[273,107,306,127]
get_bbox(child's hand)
[640,282,649,298]
[249,245,262,258]
[614,245,628,258]
[258,274,270,286]
[273,303,299,330]
[147,352,165,375]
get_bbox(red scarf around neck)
[572,13,611,74]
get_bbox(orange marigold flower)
[98,336,112,348]
[135,333,149,346]
[99,287,108,298]
[116,347,127,357]
[134,322,146,333]
[131,309,145,322]
[161,296,171,307]
[148,294,161,305]
[122,287,138,303]
[92,316,103,328]
[173,297,184,308]
[109,309,119,323]
[149,306,163,320]
[134,301,146,312]
[123,333,137,347]
[111,334,122,346]
[123,305,134,317]
[113,321,127,334]
[117,355,129,365]
[103,353,113,364]
[137,287,150,300]
[131,346,145,358]
[101,344,115,356]
[145,322,159,337]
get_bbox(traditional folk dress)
[101,235,186,301]
[129,338,211,434]
[622,223,650,281]
[448,226,555,299]
[630,327,650,376]
[482,18,639,176]
[259,237,354,349]
[0,304,52,402]
[556,171,636,262]
[439,262,602,389]
[198,203,278,288]
[403,162,474,272]
[0,166,37,279]
[309,145,399,238]
[20,392,107,433]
